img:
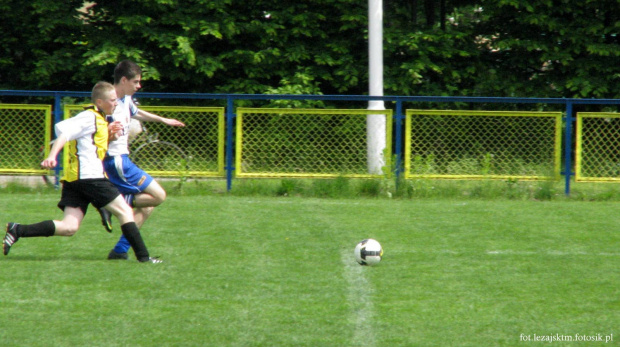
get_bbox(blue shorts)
[103,155,154,195]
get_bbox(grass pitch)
[0,193,617,346]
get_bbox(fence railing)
[64,105,225,177]
[575,112,620,182]
[236,108,392,178]
[405,110,563,180]
[2,90,620,194]
[0,104,52,176]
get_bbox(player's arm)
[42,111,97,168]
[41,135,67,169]
[134,109,185,127]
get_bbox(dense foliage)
[476,0,620,98]
[1,0,620,98]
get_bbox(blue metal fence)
[2,89,620,194]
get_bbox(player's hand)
[164,118,185,127]
[109,121,123,134]
[41,157,57,169]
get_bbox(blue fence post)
[225,96,235,191]
[52,92,64,187]
[564,101,574,195]
[394,99,403,186]
[53,92,63,124]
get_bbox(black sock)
[18,220,55,238]
[120,222,149,261]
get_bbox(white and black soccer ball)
[354,239,383,266]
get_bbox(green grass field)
[0,192,617,346]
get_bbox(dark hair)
[113,60,142,84]
[91,81,115,103]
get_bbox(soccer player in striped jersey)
[3,81,161,263]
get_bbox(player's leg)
[79,178,159,263]
[132,179,165,228]
[3,180,90,255]
[3,207,84,255]
[108,204,155,259]
[103,155,140,258]
[134,206,154,228]
[3,220,55,255]
[103,194,135,225]
[133,179,166,208]
[51,206,85,236]
[109,184,162,259]
[106,194,134,259]
[101,192,160,263]
[105,156,165,259]
[98,153,131,232]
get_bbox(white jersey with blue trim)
[106,94,138,157]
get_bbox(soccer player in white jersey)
[3,82,161,263]
[104,60,185,260]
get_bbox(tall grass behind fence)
[235,108,393,177]
[576,112,620,181]
[405,110,563,180]
[0,104,52,175]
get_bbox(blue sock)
[113,234,132,254]
[112,194,135,254]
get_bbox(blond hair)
[91,81,115,103]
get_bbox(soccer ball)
[354,239,383,266]
[128,119,143,142]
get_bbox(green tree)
[0,0,89,90]
[2,0,620,100]
[80,0,370,95]
[474,0,620,98]
[382,0,483,96]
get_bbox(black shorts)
[58,179,121,213]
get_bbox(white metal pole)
[367,0,386,175]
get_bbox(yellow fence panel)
[64,105,225,177]
[405,110,562,180]
[236,108,393,178]
[575,112,620,182]
[0,104,52,176]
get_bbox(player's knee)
[115,209,135,225]
[64,225,79,236]
[152,188,166,206]
[120,203,134,217]
[109,200,135,223]
[157,189,166,204]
